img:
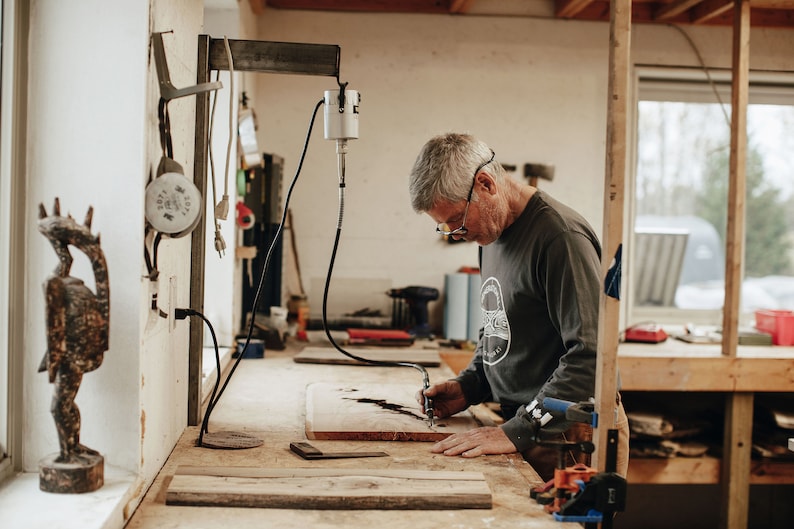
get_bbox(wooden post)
[187,35,212,426]
[593,0,631,471]
[720,1,752,528]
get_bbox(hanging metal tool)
[152,32,222,101]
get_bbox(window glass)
[0,0,10,473]
[633,75,794,329]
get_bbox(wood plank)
[265,0,454,15]
[628,456,794,485]
[188,35,212,427]
[305,382,482,442]
[294,347,441,367]
[166,466,492,510]
[618,355,794,391]
[721,393,754,529]
[556,0,596,18]
[721,3,752,529]
[593,0,631,472]
[750,459,794,484]
[654,0,704,21]
[439,349,474,375]
[628,456,722,484]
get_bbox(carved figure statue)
[37,198,109,468]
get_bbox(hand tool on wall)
[289,441,388,460]
[524,162,555,188]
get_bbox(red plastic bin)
[754,309,794,346]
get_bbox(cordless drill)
[387,286,439,339]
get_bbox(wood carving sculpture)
[37,198,109,493]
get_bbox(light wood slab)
[294,347,441,367]
[305,382,482,441]
[166,465,492,510]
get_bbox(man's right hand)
[416,380,468,419]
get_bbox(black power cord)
[187,90,435,447]
[185,98,325,447]
[174,308,220,446]
[319,186,434,421]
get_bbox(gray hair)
[409,133,499,213]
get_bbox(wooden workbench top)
[126,345,576,528]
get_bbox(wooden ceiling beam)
[751,0,794,7]
[257,0,794,27]
[450,0,475,13]
[264,0,453,14]
[654,0,704,20]
[555,0,597,18]
[691,0,733,23]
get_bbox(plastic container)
[232,337,265,359]
[288,295,310,334]
[754,309,794,346]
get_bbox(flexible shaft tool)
[421,368,435,427]
[322,84,434,428]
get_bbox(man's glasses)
[436,150,495,236]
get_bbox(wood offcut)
[165,465,492,510]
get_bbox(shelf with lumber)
[628,456,794,485]
[439,344,794,487]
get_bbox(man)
[409,132,629,481]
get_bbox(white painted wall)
[24,0,150,472]
[248,8,794,329]
[13,0,251,523]
[21,0,208,498]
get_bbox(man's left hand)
[430,426,517,457]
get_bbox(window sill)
[0,464,138,529]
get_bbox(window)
[0,0,11,479]
[630,68,794,330]
[0,0,26,481]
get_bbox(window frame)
[0,0,28,481]
[628,66,794,328]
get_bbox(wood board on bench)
[165,465,492,510]
[305,382,482,442]
[293,346,441,367]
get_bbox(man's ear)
[476,171,498,195]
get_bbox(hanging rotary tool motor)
[321,83,435,427]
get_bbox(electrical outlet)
[168,275,177,331]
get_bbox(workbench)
[126,345,576,529]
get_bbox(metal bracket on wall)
[206,38,340,77]
[152,32,223,101]
[187,35,343,427]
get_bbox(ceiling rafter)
[556,0,597,18]
[254,0,794,27]
[691,0,734,23]
[654,0,704,21]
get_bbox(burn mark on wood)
[348,397,426,421]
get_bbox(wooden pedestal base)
[39,453,104,493]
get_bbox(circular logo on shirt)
[481,277,510,366]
